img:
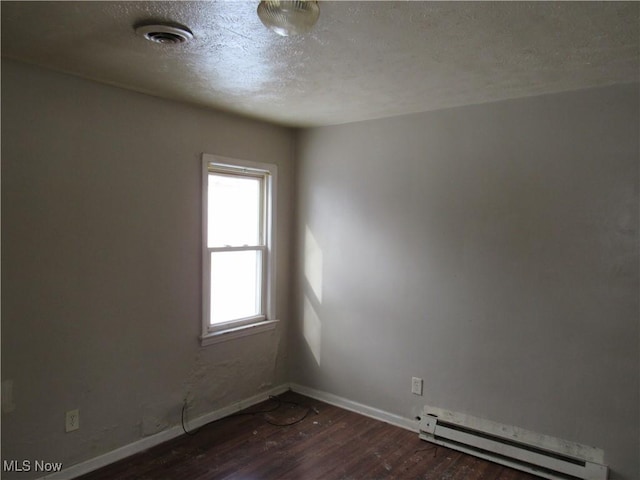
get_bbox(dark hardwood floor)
[77,391,541,480]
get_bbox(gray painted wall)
[294,85,639,479]
[1,59,294,478]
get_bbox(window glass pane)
[210,250,262,324]
[208,173,261,247]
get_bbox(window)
[201,154,278,346]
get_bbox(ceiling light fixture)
[135,23,193,44]
[257,1,320,37]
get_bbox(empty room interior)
[1,1,638,480]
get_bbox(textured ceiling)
[1,1,638,127]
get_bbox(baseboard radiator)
[418,405,607,480]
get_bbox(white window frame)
[201,153,278,346]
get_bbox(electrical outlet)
[2,380,16,413]
[411,377,423,396]
[65,409,80,432]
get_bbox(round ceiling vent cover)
[135,23,193,44]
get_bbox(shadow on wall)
[303,226,323,366]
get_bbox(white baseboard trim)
[40,384,291,480]
[289,383,418,433]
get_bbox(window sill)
[200,319,279,347]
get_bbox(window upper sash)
[207,167,267,248]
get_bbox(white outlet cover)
[412,377,423,395]
[2,380,16,413]
[65,409,80,432]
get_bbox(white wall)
[294,84,639,479]
[1,59,294,478]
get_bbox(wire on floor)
[181,394,317,436]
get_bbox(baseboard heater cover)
[418,405,607,480]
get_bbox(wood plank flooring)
[77,391,541,480]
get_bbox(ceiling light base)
[257,1,320,37]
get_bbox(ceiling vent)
[135,23,193,44]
